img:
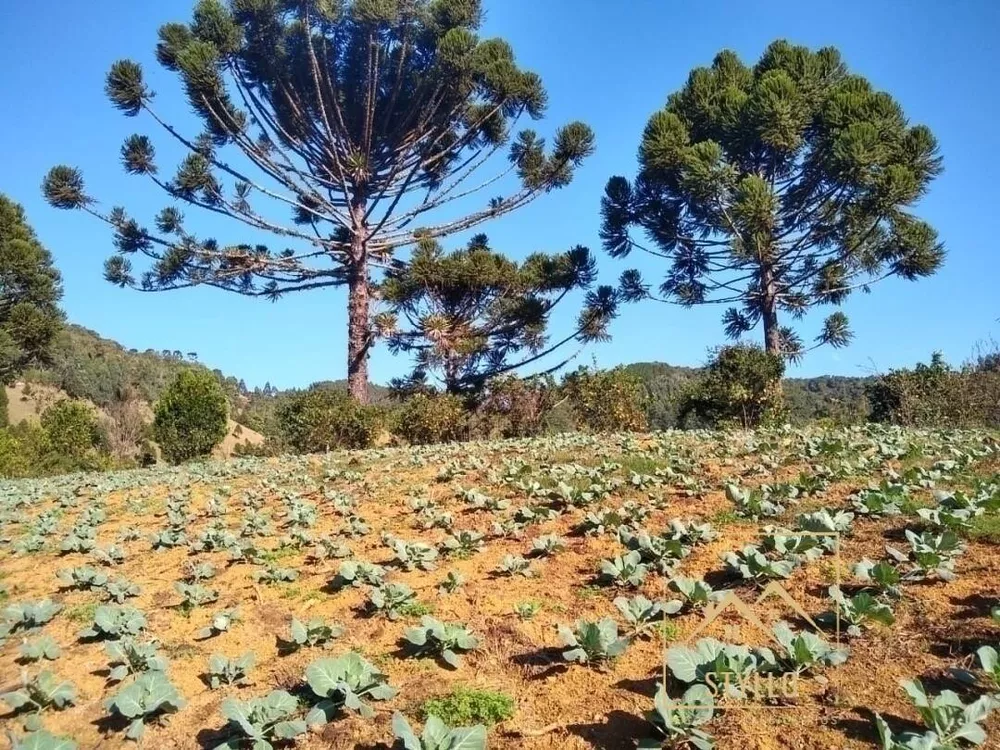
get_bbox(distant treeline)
[624,362,869,429]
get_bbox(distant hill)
[15,325,870,439]
[18,324,387,441]
[21,324,244,407]
[4,379,264,460]
[625,361,870,428]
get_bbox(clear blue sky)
[1,1,997,389]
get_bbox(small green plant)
[421,687,515,727]
[642,684,716,750]
[853,559,903,599]
[513,601,541,620]
[331,560,385,589]
[951,645,1000,696]
[392,711,486,750]
[1,671,76,730]
[197,608,241,639]
[440,531,485,559]
[303,652,396,723]
[665,639,763,697]
[385,537,439,571]
[619,530,689,574]
[725,484,784,520]
[875,679,996,749]
[722,545,795,585]
[438,571,465,595]
[529,534,566,558]
[614,595,679,638]
[495,555,533,578]
[252,564,299,585]
[182,561,217,582]
[3,600,61,633]
[207,652,255,688]
[217,690,307,749]
[56,566,108,591]
[80,605,147,641]
[822,585,895,637]
[104,671,185,740]
[559,618,630,665]
[667,577,725,612]
[106,639,168,682]
[174,582,219,609]
[6,729,78,750]
[368,583,420,621]
[150,529,187,550]
[18,636,61,662]
[403,616,479,668]
[287,617,344,650]
[770,622,848,674]
[103,578,141,604]
[598,551,649,588]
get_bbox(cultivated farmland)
[1,426,998,749]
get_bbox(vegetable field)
[2,426,999,749]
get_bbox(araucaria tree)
[0,195,64,383]
[378,234,619,394]
[43,0,595,402]
[600,40,944,360]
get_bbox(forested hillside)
[625,362,869,429]
[12,325,870,439]
[20,324,244,407]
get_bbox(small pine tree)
[153,370,228,463]
[0,194,64,383]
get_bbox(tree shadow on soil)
[510,646,569,680]
[950,592,998,620]
[830,705,921,744]
[928,633,994,660]
[195,726,231,749]
[566,709,651,749]
[613,673,661,698]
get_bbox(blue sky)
[1,0,997,389]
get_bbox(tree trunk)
[760,263,781,357]
[346,231,370,404]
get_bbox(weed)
[65,601,98,623]
[969,514,1000,544]
[421,686,515,726]
[398,600,433,618]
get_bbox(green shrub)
[153,370,228,463]
[0,427,26,477]
[561,366,647,432]
[279,386,382,451]
[393,394,467,445]
[41,400,105,458]
[421,687,515,726]
[866,352,1000,427]
[0,385,8,428]
[678,344,785,428]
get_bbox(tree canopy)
[601,40,944,360]
[378,233,619,394]
[0,195,64,384]
[44,0,594,401]
[153,369,229,463]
